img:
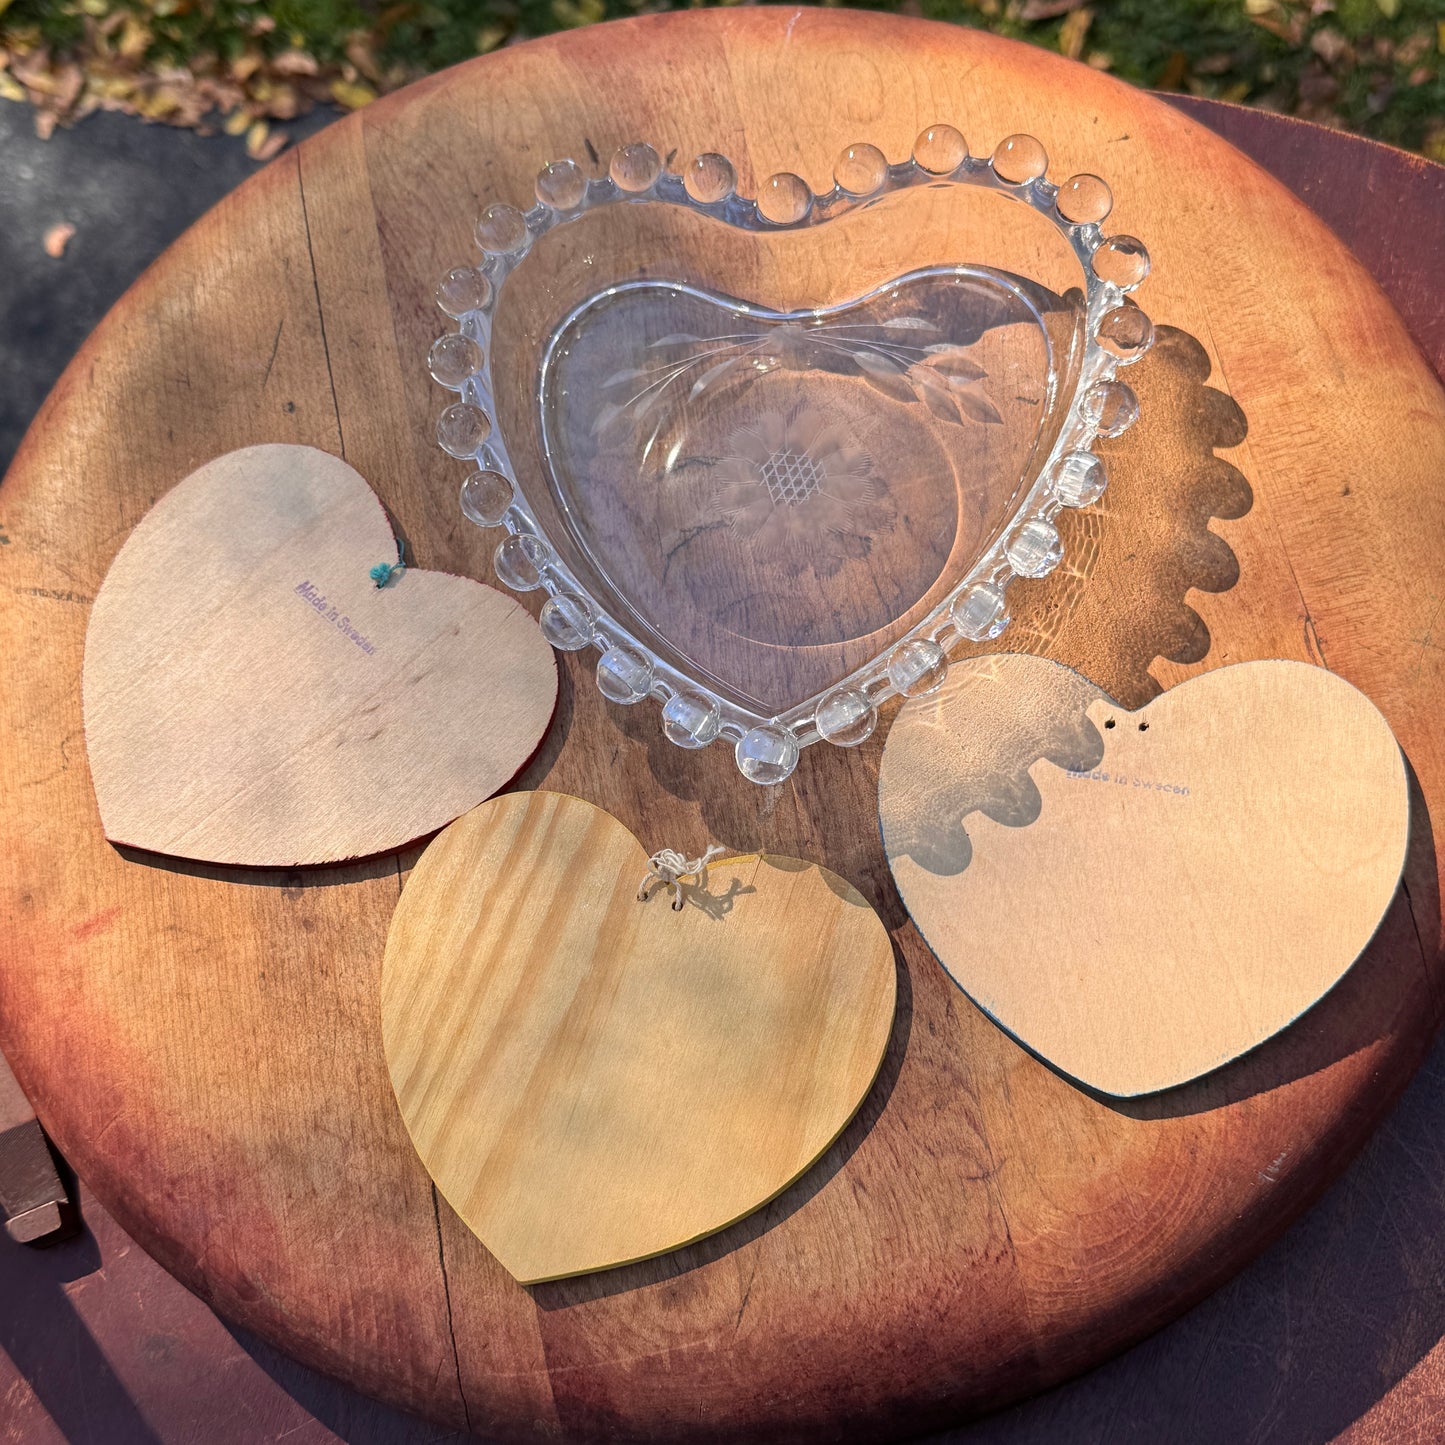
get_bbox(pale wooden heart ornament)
[82,444,557,866]
[380,790,896,1283]
[879,656,1409,1096]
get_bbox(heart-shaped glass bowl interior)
[428,131,1154,783]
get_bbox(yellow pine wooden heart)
[82,444,557,866]
[380,790,896,1283]
[878,656,1409,1096]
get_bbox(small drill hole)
[1104,718,1115,729]
[1139,721,1149,731]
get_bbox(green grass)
[2,0,1443,158]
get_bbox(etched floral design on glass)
[709,405,894,573]
[429,132,1154,781]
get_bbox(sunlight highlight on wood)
[381,790,896,1282]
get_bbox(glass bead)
[662,691,722,749]
[913,124,968,175]
[758,172,812,226]
[815,688,877,747]
[596,645,654,704]
[991,134,1048,184]
[539,592,594,651]
[535,159,587,211]
[435,266,491,318]
[436,402,491,458]
[610,142,661,193]
[459,469,513,527]
[951,583,1010,642]
[1051,451,1107,508]
[834,142,888,196]
[1092,234,1150,290]
[1057,173,1113,225]
[474,203,528,255]
[1006,518,1063,578]
[493,533,548,591]
[684,152,736,204]
[736,724,800,784]
[1082,380,1140,438]
[427,333,482,389]
[1096,306,1155,362]
[887,639,948,698]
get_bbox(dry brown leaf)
[116,14,150,60]
[262,81,300,120]
[53,62,83,109]
[252,128,288,161]
[271,48,319,77]
[1058,7,1092,60]
[42,222,75,258]
[344,33,381,81]
[1018,0,1082,17]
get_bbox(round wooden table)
[4,13,1445,1442]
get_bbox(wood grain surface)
[880,656,1410,1096]
[3,13,1445,1443]
[382,791,895,1283]
[82,444,557,866]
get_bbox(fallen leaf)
[42,221,75,258]
[1018,0,1083,17]
[271,49,319,77]
[328,77,375,109]
[252,128,288,161]
[1058,7,1092,61]
[116,14,149,60]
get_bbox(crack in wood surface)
[429,1182,472,1433]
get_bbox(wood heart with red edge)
[878,655,1409,1096]
[82,444,557,867]
[380,790,897,1283]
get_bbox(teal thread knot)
[371,540,406,588]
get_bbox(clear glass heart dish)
[428,129,1153,783]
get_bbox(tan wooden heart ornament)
[879,655,1409,1096]
[82,445,557,866]
[380,790,896,1283]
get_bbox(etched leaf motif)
[601,366,650,390]
[631,385,668,423]
[910,365,965,423]
[688,355,748,400]
[854,349,917,404]
[878,317,934,331]
[649,333,703,348]
[923,345,988,383]
[591,399,627,437]
[952,388,1004,425]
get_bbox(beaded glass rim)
[428,128,1154,784]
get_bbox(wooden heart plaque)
[879,656,1409,1096]
[82,444,557,866]
[380,790,896,1283]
